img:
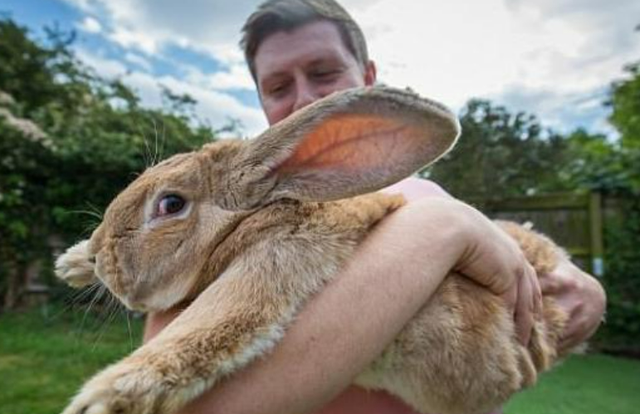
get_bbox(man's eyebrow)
[259,54,345,87]
[262,70,289,80]
[306,56,343,68]
[260,71,290,89]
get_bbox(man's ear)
[220,86,460,210]
[364,60,377,86]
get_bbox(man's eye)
[312,69,340,79]
[268,83,289,96]
[157,194,186,217]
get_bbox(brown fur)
[56,86,571,414]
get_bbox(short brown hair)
[240,0,370,82]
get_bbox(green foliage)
[424,99,569,199]
[586,51,640,351]
[599,198,640,350]
[609,62,640,150]
[0,18,217,309]
[0,18,70,114]
[557,129,640,194]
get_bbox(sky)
[2,0,639,137]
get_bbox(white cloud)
[77,16,102,33]
[124,52,152,72]
[350,0,640,133]
[154,73,266,135]
[63,0,262,63]
[75,48,267,137]
[108,26,159,54]
[61,0,640,135]
[490,85,615,136]
[207,64,255,90]
[75,48,128,77]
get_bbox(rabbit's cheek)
[94,244,133,299]
[93,252,111,284]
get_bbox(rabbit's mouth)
[92,238,138,301]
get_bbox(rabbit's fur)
[56,86,570,414]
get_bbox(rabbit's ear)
[222,86,460,210]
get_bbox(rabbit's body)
[55,86,571,414]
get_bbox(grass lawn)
[0,305,144,414]
[505,353,640,414]
[1,307,639,414]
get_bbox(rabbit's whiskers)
[92,292,123,351]
[48,281,102,324]
[138,117,168,169]
[78,284,107,336]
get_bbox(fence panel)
[469,192,604,277]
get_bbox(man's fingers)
[515,268,535,346]
[529,264,543,319]
[498,259,541,346]
[501,279,518,316]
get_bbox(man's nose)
[292,79,320,113]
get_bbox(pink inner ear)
[275,114,415,176]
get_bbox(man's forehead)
[254,20,352,78]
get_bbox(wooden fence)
[469,192,605,277]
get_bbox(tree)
[609,26,640,150]
[423,99,568,200]
[594,46,640,349]
[0,18,217,310]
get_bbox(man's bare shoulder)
[382,177,452,202]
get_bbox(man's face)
[254,20,376,125]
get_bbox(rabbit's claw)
[61,365,163,414]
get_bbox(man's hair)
[240,0,369,82]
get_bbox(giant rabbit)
[56,86,571,414]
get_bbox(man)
[145,1,606,413]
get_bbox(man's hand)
[539,258,606,351]
[450,202,543,345]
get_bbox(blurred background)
[0,1,639,413]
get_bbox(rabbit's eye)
[157,194,186,217]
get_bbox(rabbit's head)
[58,86,460,312]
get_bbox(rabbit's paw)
[61,365,166,414]
[55,240,97,288]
